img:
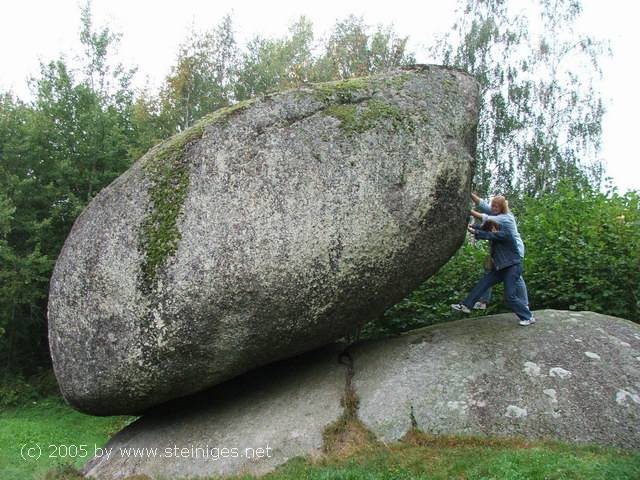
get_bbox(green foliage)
[235,17,316,100]
[0,5,140,375]
[313,15,416,81]
[518,182,639,319]
[0,369,60,409]
[79,0,134,97]
[160,14,239,131]
[128,88,175,161]
[232,13,414,103]
[0,377,41,409]
[434,0,610,197]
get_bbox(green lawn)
[0,396,136,480]
[1,396,639,480]
[274,440,640,480]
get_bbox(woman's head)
[490,196,509,215]
[481,220,500,232]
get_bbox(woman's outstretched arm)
[468,225,508,242]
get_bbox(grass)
[0,395,137,480]
[33,434,640,480]
[1,396,635,480]
[223,429,640,480]
[1,389,638,480]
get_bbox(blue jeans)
[463,263,532,321]
[479,266,492,304]
[479,270,529,306]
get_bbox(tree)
[80,0,124,96]
[160,14,239,132]
[128,86,174,161]
[0,2,140,376]
[434,0,609,197]
[313,15,415,81]
[0,103,52,372]
[235,16,315,99]
[234,15,415,97]
[519,0,608,195]
[0,173,18,343]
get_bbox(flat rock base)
[82,310,640,479]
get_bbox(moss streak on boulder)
[138,99,255,293]
[312,73,411,106]
[312,74,416,137]
[382,72,411,91]
[324,99,416,137]
[313,77,370,105]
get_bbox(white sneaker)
[451,303,471,314]
[519,315,536,326]
[473,302,487,310]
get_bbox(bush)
[366,182,640,338]
[518,182,639,320]
[0,368,60,409]
[0,375,39,409]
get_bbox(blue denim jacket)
[478,199,525,258]
[471,226,522,270]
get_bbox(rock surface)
[81,310,640,479]
[47,65,480,415]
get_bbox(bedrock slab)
[82,310,640,479]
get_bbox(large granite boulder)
[47,65,480,415]
[81,310,640,479]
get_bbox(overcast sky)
[1,0,637,192]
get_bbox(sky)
[0,0,637,193]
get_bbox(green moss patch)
[139,128,195,294]
[138,99,255,293]
[323,99,416,137]
[382,72,412,91]
[313,77,371,105]
[312,72,411,106]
